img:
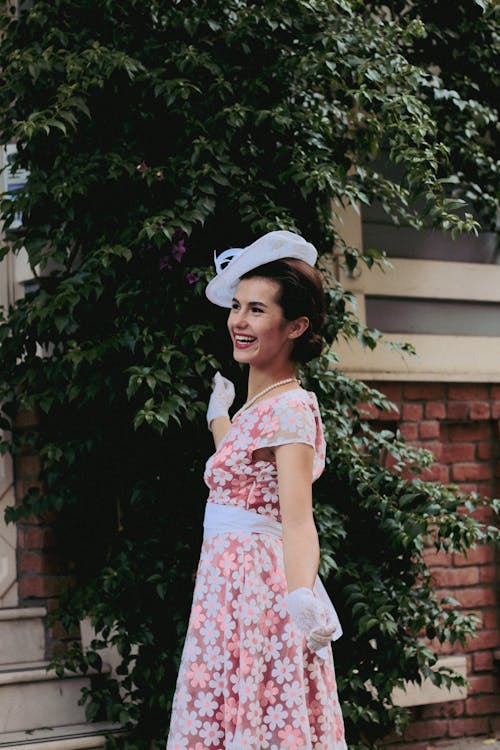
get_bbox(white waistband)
[204,503,283,539]
[203,502,343,648]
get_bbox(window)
[332,203,500,382]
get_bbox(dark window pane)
[362,225,498,264]
[366,297,500,337]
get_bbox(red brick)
[451,464,492,482]
[448,385,488,400]
[482,609,498,628]
[469,402,491,420]
[15,454,41,478]
[442,444,475,463]
[435,639,462,656]
[491,715,500,732]
[19,526,57,550]
[14,408,40,427]
[410,439,442,458]
[18,575,71,599]
[449,423,491,442]
[454,546,493,566]
[358,401,380,419]
[458,489,481,501]
[421,700,465,719]
[432,567,480,587]
[402,403,424,421]
[437,587,496,608]
[491,385,500,399]
[448,716,489,737]
[468,674,497,694]
[421,464,450,483]
[371,382,402,402]
[473,651,494,671]
[478,566,495,584]
[19,551,44,574]
[471,506,495,524]
[377,407,401,421]
[465,695,500,715]
[464,630,499,652]
[447,403,470,420]
[423,547,453,567]
[476,441,492,460]
[419,420,441,439]
[404,719,449,741]
[492,402,500,419]
[24,511,56,526]
[19,551,66,575]
[384,742,430,750]
[424,402,445,419]
[400,423,419,440]
[403,383,446,400]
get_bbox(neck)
[247,365,297,401]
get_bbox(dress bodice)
[204,389,326,522]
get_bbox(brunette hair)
[240,258,326,363]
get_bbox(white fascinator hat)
[205,230,318,308]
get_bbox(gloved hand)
[285,587,337,652]
[206,372,235,430]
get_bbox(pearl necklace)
[232,377,300,422]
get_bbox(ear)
[288,316,310,339]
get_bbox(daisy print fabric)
[166,389,346,750]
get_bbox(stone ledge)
[0,722,122,750]
[434,737,500,750]
[392,656,468,708]
[0,607,47,621]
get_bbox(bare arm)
[275,442,319,592]
[210,415,231,449]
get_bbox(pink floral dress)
[166,389,346,750]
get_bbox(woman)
[167,231,346,749]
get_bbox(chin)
[232,350,251,363]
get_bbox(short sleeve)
[252,394,316,452]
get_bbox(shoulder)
[268,388,320,417]
[251,389,320,447]
[255,388,320,424]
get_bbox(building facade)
[334,202,499,746]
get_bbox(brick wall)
[371,383,500,747]
[14,407,77,656]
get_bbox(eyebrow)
[232,296,268,307]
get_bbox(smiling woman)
[166,231,346,750]
[228,275,309,371]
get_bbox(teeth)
[235,336,255,343]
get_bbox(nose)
[231,308,248,328]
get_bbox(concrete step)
[434,737,500,750]
[0,608,46,666]
[0,722,121,750]
[0,662,91,732]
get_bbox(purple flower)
[186,272,199,285]
[171,228,187,263]
[172,238,186,263]
[159,255,172,270]
[136,160,148,174]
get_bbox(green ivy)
[0,1,497,748]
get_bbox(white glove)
[206,372,235,430]
[285,587,337,652]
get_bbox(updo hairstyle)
[240,258,326,364]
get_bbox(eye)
[231,302,240,310]
[251,306,264,313]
